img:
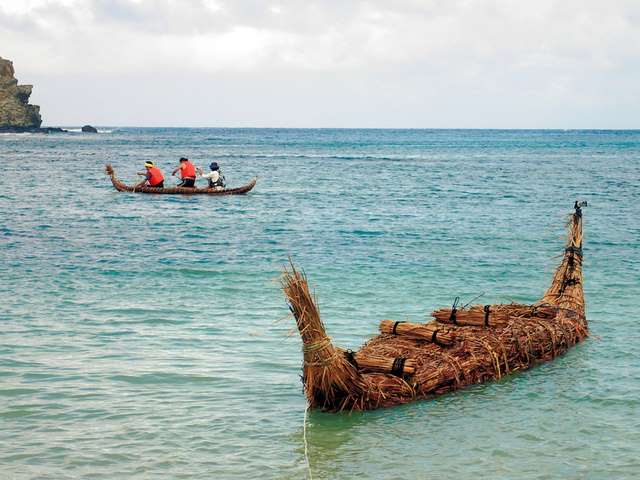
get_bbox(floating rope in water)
[303,404,313,480]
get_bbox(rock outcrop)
[82,125,98,133]
[0,56,42,129]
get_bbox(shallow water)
[1,128,639,479]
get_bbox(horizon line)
[43,125,640,131]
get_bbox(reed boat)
[105,164,256,195]
[282,203,588,412]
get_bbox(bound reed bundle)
[432,304,557,327]
[379,320,456,346]
[540,202,586,317]
[351,351,416,375]
[281,263,369,411]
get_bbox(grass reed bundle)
[282,262,369,411]
[379,319,456,346]
[432,304,558,327]
[351,351,416,375]
[540,204,586,317]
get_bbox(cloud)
[2,0,637,74]
[1,0,639,126]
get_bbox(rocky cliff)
[0,56,42,128]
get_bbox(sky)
[1,0,639,128]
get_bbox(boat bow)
[539,201,587,321]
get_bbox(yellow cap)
[144,161,154,167]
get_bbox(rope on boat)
[302,337,332,353]
[574,200,587,217]
[344,349,358,368]
[462,291,486,309]
[449,297,459,325]
[391,357,406,376]
[302,336,340,367]
[303,354,341,367]
[565,246,583,258]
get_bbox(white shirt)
[199,171,220,182]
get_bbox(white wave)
[64,128,112,133]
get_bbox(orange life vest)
[147,166,164,186]
[180,160,196,179]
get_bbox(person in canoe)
[135,161,165,188]
[171,157,197,187]
[197,162,226,189]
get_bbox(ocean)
[1,128,639,479]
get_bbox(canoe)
[282,202,588,412]
[105,164,256,195]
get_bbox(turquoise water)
[1,128,639,479]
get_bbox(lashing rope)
[391,357,406,376]
[302,337,332,353]
[431,329,444,346]
[449,296,460,325]
[392,321,405,335]
[302,337,339,367]
[483,305,491,326]
[344,349,358,368]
